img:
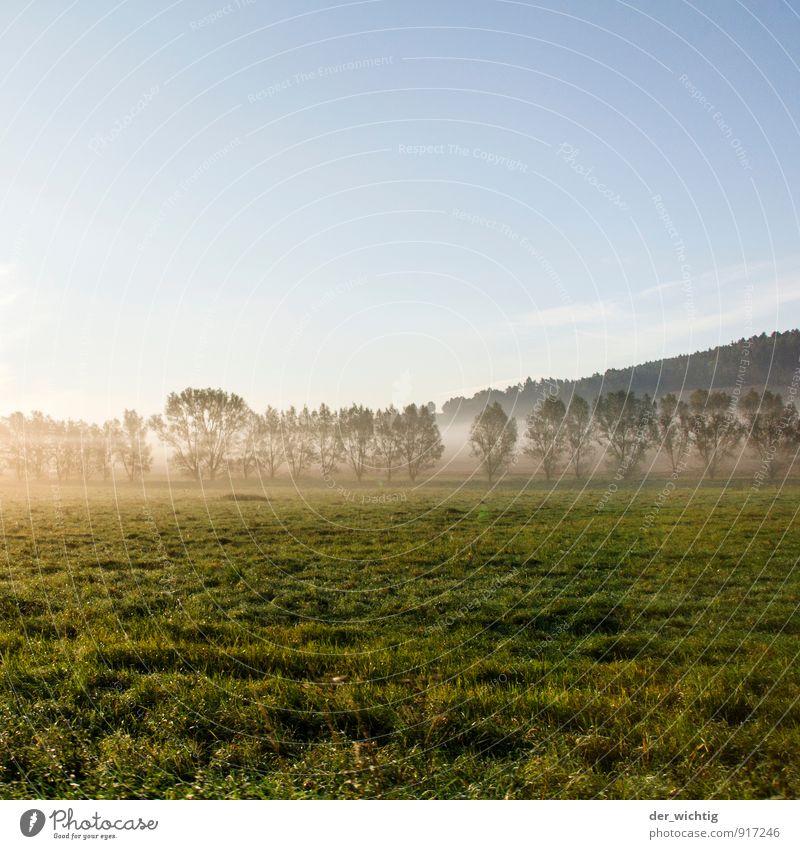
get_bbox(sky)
[1,0,799,421]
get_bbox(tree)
[281,406,317,480]
[238,410,261,479]
[254,406,284,479]
[115,410,152,481]
[48,418,82,482]
[78,422,102,480]
[373,406,403,481]
[95,420,121,481]
[439,330,800,427]
[0,418,8,476]
[469,402,518,483]
[316,403,344,478]
[150,388,249,480]
[3,412,27,479]
[76,421,97,480]
[564,394,594,478]
[523,395,566,481]
[688,389,742,479]
[657,393,692,475]
[338,404,374,481]
[396,403,444,482]
[25,412,51,479]
[594,391,657,478]
[740,389,799,481]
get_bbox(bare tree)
[564,394,595,478]
[740,389,799,481]
[95,420,121,481]
[254,406,284,479]
[469,402,518,483]
[115,410,152,481]
[373,406,403,481]
[281,406,317,480]
[395,403,444,482]
[150,388,249,481]
[657,393,692,475]
[316,403,344,478]
[523,395,566,481]
[78,422,102,480]
[77,421,98,480]
[238,409,261,479]
[338,404,374,481]
[688,389,742,479]
[26,412,51,479]
[48,418,83,482]
[594,391,656,478]
[3,412,27,479]
[0,418,9,476]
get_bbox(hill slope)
[441,329,800,423]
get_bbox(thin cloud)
[639,257,800,299]
[516,300,622,328]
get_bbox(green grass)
[0,477,797,799]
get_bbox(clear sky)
[1,0,799,420]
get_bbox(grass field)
[0,477,798,799]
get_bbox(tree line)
[444,329,800,425]
[0,390,444,483]
[1,385,797,484]
[0,410,153,482]
[469,388,800,482]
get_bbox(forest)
[441,330,800,425]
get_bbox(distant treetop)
[441,329,800,424]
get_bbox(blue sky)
[1,0,799,419]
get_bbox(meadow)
[0,476,797,799]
